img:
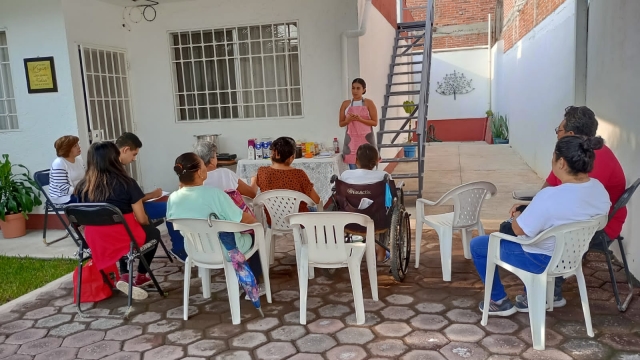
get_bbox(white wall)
[0,0,78,175]
[586,0,640,276]
[120,0,360,191]
[492,0,578,177]
[427,48,490,120]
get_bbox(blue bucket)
[403,146,417,158]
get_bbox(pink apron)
[343,99,375,164]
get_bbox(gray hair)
[194,140,217,165]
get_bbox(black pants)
[119,224,160,275]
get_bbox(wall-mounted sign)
[23,57,58,93]
[435,70,474,100]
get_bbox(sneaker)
[478,297,517,316]
[168,249,188,263]
[134,273,153,287]
[515,293,567,312]
[244,284,267,300]
[116,273,148,300]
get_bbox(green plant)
[0,154,42,221]
[490,113,509,140]
[486,109,494,118]
[403,100,416,115]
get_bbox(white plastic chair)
[480,215,607,350]
[253,190,321,268]
[170,218,272,325]
[415,181,497,281]
[285,212,378,325]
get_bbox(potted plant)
[491,113,509,145]
[402,100,417,158]
[0,154,42,238]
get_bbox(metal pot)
[194,134,220,146]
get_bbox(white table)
[236,154,347,204]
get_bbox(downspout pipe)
[342,0,372,99]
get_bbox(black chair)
[589,178,640,312]
[33,169,78,246]
[65,203,166,319]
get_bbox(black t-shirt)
[76,175,145,214]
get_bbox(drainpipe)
[342,0,372,99]
[488,14,492,111]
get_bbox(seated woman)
[75,141,159,300]
[166,153,265,295]
[471,135,611,316]
[50,135,85,204]
[256,137,322,221]
[194,140,257,198]
[340,143,391,262]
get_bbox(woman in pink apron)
[339,78,379,169]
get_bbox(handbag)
[73,260,119,303]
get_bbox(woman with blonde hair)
[49,135,84,204]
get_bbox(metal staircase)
[377,0,435,198]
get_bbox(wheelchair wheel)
[390,209,411,282]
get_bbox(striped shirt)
[49,157,85,204]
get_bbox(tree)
[435,70,474,100]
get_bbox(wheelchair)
[327,174,412,282]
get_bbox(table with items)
[236,154,347,204]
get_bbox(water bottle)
[333,138,340,154]
[255,142,263,159]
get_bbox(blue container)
[403,145,417,158]
[255,142,263,159]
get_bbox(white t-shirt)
[49,157,85,204]
[203,168,240,191]
[340,169,391,185]
[517,179,610,256]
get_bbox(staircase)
[377,0,435,198]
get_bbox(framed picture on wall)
[23,56,58,93]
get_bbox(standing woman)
[339,78,378,170]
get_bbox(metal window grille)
[0,31,18,130]
[169,22,303,121]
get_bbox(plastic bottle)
[333,138,340,154]
[247,139,256,160]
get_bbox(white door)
[79,45,140,182]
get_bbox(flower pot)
[0,213,27,239]
[493,138,509,145]
[403,145,417,158]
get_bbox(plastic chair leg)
[298,249,310,325]
[347,256,366,325]
[224,262,242,325]
[257,245,272,304]
[526,276,548,350]
[201,268,211,299]
[575,267,594,337]
[414,217,423,268]
[365,237,379,301]
[183,259,192,320]
[265,228,275,265]
[481,258,497,326]
[546,277,555,312]
[461,228,472,260]
[437,227,453,281]
[477,221,486,236]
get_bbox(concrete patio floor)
[1,142,639,360]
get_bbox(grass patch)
[0,255,77,305]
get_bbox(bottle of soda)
[333,138,340,154]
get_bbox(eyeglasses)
[555,127,565,135]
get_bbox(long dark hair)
[76,141,131,201]
[270,137,296,164]
[554,135,604,175]
[173,152,201,184]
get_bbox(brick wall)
[502,0,567,51]
[406,0,496,49]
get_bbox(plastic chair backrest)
[609,178,640,221]
[170,218,257,266]
[439,182,497,227]
[286,212,374,265]
[254,190,315,231]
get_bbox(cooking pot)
[194,134,220,146]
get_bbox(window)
[0,31,18,130]
[169,22,303,121]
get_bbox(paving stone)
[89,318,124,330]
[296,334,337,353]
[131,312,162,324]
[206,323,243,338]
[374,321,412,337]
[50,322,87,337]
[142,345,185,360]
[593,315,636,333]
[344,312,381,326]
[482,318,519,334]
[560,338,613,360]
[283,311,316,324]
[327,292,354,303]
[33,347,78,360]
[520,348,572,360]
[294,297,324,309]
[307,285,331,296]
[401,350,447,360]
[230,332,267,348]
[269,325,306,341]
[16,337,63,356]
[415,302,447,314]
[381,306,417,320]
[318,304,351,318]
[410,314,449,330]
[363,299,386,311]
[213,350,252,360]
[49,297,74,307]
[600,333,640,352]
[325,345,368,360]
[0,313,19,325]
[481,335,527,355]
[101,352,142,360]
[451,297,477,308]
[0,344,19,358]
[255,342,296,360]
[336,327,375,345]
[446,309,482,324]
[367,339,408,357]
[23,307,58,320]
[77,340,121,359]
[288,354,323,360]
[167,306,198,319]
[0,321,35,335]
[61,330,106,348]
[61,303,94,314]
[123,334,163,352]
[105,325,143,341]
[272,290,299,302]
[5,329,48,345]
[405,331,450,350]
[611,353,640,360]
[166,329,203,345]
[307,319,344,334]
[554,321,592,338]
[187,339,226,356]
[440,342,489,360]
[245,317,280,331]
[444,324,486,342]
[517,327,564,347]
[385,294,414,305]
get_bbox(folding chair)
[33,169,78,246]
[65,203,166,319]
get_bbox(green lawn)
[0,255,77,305]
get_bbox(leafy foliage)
[403,100,416,115]
[490,113,509,140]
[0,154,42,221]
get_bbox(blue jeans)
[219,232,263,280]
[471,235,551,301]
[348,163,358,170]
[143,202,185,253]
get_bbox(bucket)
[403,146,417,158]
